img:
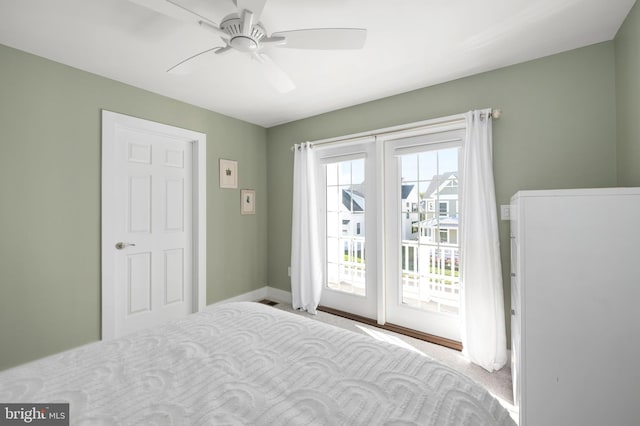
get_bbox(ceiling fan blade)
[261,36,286,46]
[242,10,254,36]
[272,28,367,50]
[214,45,234,55]
[129,0,229,39]
[253,53,295,93]
[235,0,267,22]
[130,0,211,24]
[199,20,230,40]
[166,46,222,74]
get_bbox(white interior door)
[383,130,465,342]
[102,111,207,340]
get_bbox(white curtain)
[291,142,323,314]
[460,109,508,372]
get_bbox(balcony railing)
[328,238,460,314]
[401,240,460,313]
[327,237,366,296]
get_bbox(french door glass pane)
[399,147,460,315]
[326,159,366,296]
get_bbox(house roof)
[424,172,457,199]
[401,184,415,199]
[422,215,459,229]
[342,189,365,212]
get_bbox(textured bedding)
[0,302,515,425]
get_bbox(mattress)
[0,302,515,425]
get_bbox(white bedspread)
[0,302,515,425]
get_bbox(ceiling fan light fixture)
[219,14,266,53]
[230,36,259,52]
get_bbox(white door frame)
[307,114,469,338]
[101,110,206,340]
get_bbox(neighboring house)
[345,174,459,244]
[341,187,365,237]
[401,184,419,240]
[407,172,459,245]
[419,215,459,245]
[343,184,420,240]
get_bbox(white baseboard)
[266,287,292,303]
[210,286,292,307]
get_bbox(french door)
[383,130,464,342]
[316,140,378,319]
[317,129,464,342]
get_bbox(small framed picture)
[241,189,256,215]
[219,159,238,189]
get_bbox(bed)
[0,302,515,425]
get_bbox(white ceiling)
[0,0,635,127]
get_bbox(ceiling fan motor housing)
[220,14,266,52]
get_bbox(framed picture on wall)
[219,159,238,189]
[241,189,256,215]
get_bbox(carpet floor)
[269,300,519,423]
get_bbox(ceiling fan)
[129,0,367,92]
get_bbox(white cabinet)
[510,188,640,426]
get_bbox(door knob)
[115,242,136,250]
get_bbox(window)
[398,146,461,315]
[439,201,448,216]
[325,158,366,296]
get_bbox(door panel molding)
[101,110,206,340]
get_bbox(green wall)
[266,42,619,344]
[0,44,268,370]
[616,1,640,186]
[2,12,635,370]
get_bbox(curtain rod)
[290,109,501,151]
